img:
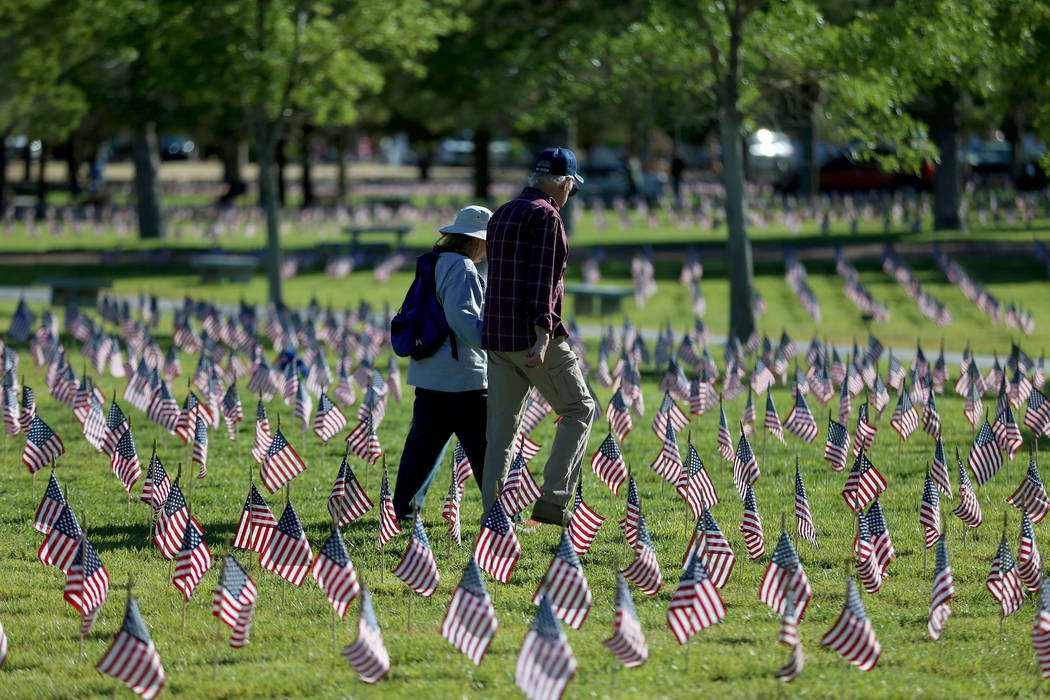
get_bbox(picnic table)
[564,283,634,316]
[37,277,113,306]
[345,224,412,249]
[188,253,259,284]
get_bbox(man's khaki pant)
[481,338,595,521]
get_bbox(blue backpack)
[390,251,458,360]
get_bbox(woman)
[392,205,491,520]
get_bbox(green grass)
[2,321,1050,698]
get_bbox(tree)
[205,0,462,304]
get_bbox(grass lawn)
[1,313,1050,697]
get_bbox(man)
[480,147,595,526]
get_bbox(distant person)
[671,153,686,208]
[391,205,492,520]
[480,147,595,527]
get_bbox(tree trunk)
[22,141,32,182]
[799,85,820,201]
[300,122,314,209]
[335,128,348,204]
[1002,113,1024,184]
[65,137,80,198]
[35,142,47,218]
[0,128,9,208]
[257,128,283,304]
[721,50,755,342]
[276,138,287,207]
[132,121,164,238]
[931,84,961,231]
[219,139,246,203]
[472,128,491,201]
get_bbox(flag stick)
[213,546,227,681]
[1001,509,1008,642]
[77,516,88,661]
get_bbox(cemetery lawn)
[0,302,1049,697]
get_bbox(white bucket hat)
[438,205,493,240]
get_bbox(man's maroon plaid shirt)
[482,187,569,352]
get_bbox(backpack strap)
[424,250,458,360]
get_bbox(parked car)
[775,147,934,193]
[159,136,196,160]
[745,129,796,182]
[436,130,512,166]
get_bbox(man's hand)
[524,326,550,369]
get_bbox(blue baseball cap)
[533,147,585,186]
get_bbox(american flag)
[922,391,941,438]
[964,382,983,428]
[751,358,775,395]
[515,594,577,700]
[8,298,36,342]
[453,441,474,492]
[784,389,818,443]
[442,557,497,666]
[1025,388,1050,436]
[677,443,718,517]
[930,436,952,500]
[683,507,735,588]
[927,535,954,641]
[312,529,361,618]
[890,389,918,441]
[95,593,166,699]
[887,352,905,390]
[651,392,689,438]
[221,383,243,440]
[689,372,715,417]
[281,361,299,405]
[154,479,190,560]
[1017,511,1042,593]
[992,405,1023,459]
[64,535,109,638]
[1035,578,1050,678]
[233,482,277,552]
[23,414,65,474]
[603,573,648,668]
[82,396,107,452]
[590,433,627,495]
[2,381,19,437]
[618,476,642,551]
[246,359,277,402]
[392,515,440,597]
[329,457,374,526]
[868,499,896,574]
[765,391,785,444]
[342,587,391,684]
[620,515,662,596]
[173,520,212,601]
[739,484,765,560]
[313,393,348,443]
[386,356,402,403]
[334,365,357,407]
[146,381,179,433]
[191,413,208,479]
[969,419,1003,486]
[605,389,633,441]
[919,474,941,549]
[522,395,552,436]
[514,431,542,461]
[1008,458,1050,523]
[842,454,887,513]
[1010,370,1033,411]
[855,510,882,593]
[717,401,735,460]
[795,466,817,547]
[568,481,604,555]
[357,382,387,428]
[33,470,65,534]
[824,419,850,472]
[853,402,877,457]
[251,400,273,464]
[102,400,129,456]
[141,453,171,513]
[952,457,983,528]
[649,418,683,485]
[213,555,258,648]
[176,392,213,443]
[378,472,401,550]
[666,548,725,644]
[261,429,306,493]
[532,529,593,630]
[346,413,383,466]
[759,532,813,617]
[837,377,853,426]
[19,385,35,433]
[38,502,82,572]
[732,432,759,501]
[261,501,313,586]
[293,381,313,432]
[871,375,889,415]
[442,476,462,546]
[500,448,543,517]
[163,346,181,381]
[987,534,1025,618]
[111,429,142,493]
[474,501,521,584]
[821,579,881,671]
